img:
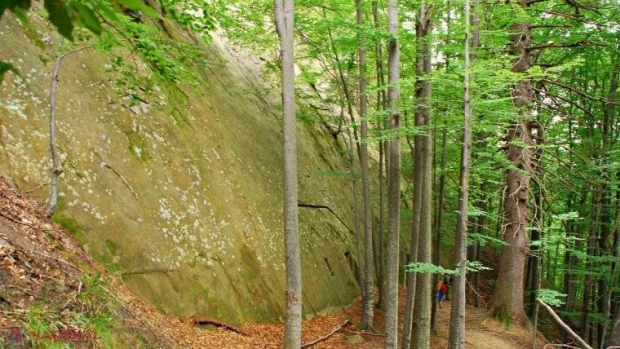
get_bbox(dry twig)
[302,318,350,348]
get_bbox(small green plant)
[537,288,566,307]
[72,273,118,347]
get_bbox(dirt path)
[432,300,544,349]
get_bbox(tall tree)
[411,2,434,348]
[384,0,401,346]
[448,0,474,346]
[491,0,535,327]
[356,0,376,331]
[274,0,302,347]
[372,0,389,310]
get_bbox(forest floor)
[0,175,548,348]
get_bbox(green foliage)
[466,261,492,273]
[537,289,566,307]
[44,0,74,40]
[72,273,117,347]
[19,273,121,348]
[116,0,159,17]
[406,262,458,275]
[0,0,156,41]
[406,261,491,278]
[160,0,215,35]
[69,2,103,35]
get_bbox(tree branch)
[527,40,605,51]
[46,44,92,218]
[186,316,248,336]
[301,318,350,348]
[542,79,620,105]
[536,299,593,349]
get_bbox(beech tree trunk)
[372,1,388,310]
[401,136,422,349]
[275,1,302,347]
[357,0,375,331]
[410,4,433,348]
[384,0,401,346]
[448,0,473,346]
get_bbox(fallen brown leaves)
[0,175,546,348]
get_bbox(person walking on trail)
[437,279,448,309]
[444,276,451,301]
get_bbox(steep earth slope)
[0,7,360,323]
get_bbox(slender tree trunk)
[384,0,401,346]
[372,0,388,310]
[526,192,541,317]
[47,42,90,217]
[323,8,364,291]
[431,125,447,332]
[411,4,433,348]
[581,186,602,341]
[597,185,611,349]
[563,184,589,342]
[448,0,473,345]
[526,117,544,318]
[357,0,375,331]
[275,1,302,347]
[401,137,422,349]
[598,59,618,349]
[47,45,63,218]
[431,0,451,332]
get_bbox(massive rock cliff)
[0,9,360,323]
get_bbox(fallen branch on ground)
[537,299,592,349]
[187,316,248,336]
[302,318,350,348]
[343,329,385,337]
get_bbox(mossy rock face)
[0,12,361,323]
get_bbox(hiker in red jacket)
[437,279,448,309]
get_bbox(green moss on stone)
[51,212,86,244]
[170,109,186,128]
[126,131,150,162]
[105,239,118,254]
[21,20,44,49]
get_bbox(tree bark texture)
[372,0,388,309]
[385,0,401,346]
[401,137,422,349]
[357,0,375,331]
[448,0,473,346]
[410,5,433,348]
[492,17,535,327]
[275,0,302,347]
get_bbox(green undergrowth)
[14,274,114,348]
[6,274,152,348]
